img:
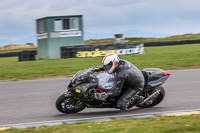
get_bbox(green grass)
[0,44,200,81]
[1,115,200,133]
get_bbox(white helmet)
[102,53,120,74]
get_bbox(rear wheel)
[56,94,86,114]
[136,86,165,108]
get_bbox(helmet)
[102,53,120,74]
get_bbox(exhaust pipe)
[140,89,161,105]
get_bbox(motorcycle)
[56,68,170,114]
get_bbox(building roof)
[36,15,82,20]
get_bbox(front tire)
[136,86,165,108]
[56,94,86,114]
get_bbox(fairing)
[142,68,170,89]
[96,72,117,91]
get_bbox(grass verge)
[1,115,200,133]
[0,44,200,81]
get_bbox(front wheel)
[136,86,165,108]
[56,94,86,114]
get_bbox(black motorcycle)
[56,68,170,114]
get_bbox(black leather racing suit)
[94,59,145,110]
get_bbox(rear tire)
[136,86,165,108]
[56,94,86,114]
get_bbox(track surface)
[0,69,200,125]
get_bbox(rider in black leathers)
[91,53,145,110]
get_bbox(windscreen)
[70,69,96,86]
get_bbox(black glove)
[93,66,105,72]
[94,92,107,101]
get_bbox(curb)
[0,109,200,130]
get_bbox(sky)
[0,0,200,47]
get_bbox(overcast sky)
[0,0,200,46]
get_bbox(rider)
[91,53,145,110]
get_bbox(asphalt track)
[0,69,200,126]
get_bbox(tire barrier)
[61,43,144,58]
[1,39,200,58]
[0,52,20,58]
[18,50,37,62]
[61,39,200,58]
[144,39,200,47]
[0,50,37,59]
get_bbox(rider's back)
[116,60,145,90]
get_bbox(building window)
[54,19,62,31]
[71,18,79,29]
[38,19,45,33]
[54,18,79,31]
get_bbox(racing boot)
[116,87,140,110]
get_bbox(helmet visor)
[104,61,113,71]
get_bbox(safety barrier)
[61,43,144,58]
[18,50,37,62]
[144,39,200,47]
[61,39,200,58]
[0,52,20,57]
[0,50,37,59]
[1,39,200,58]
